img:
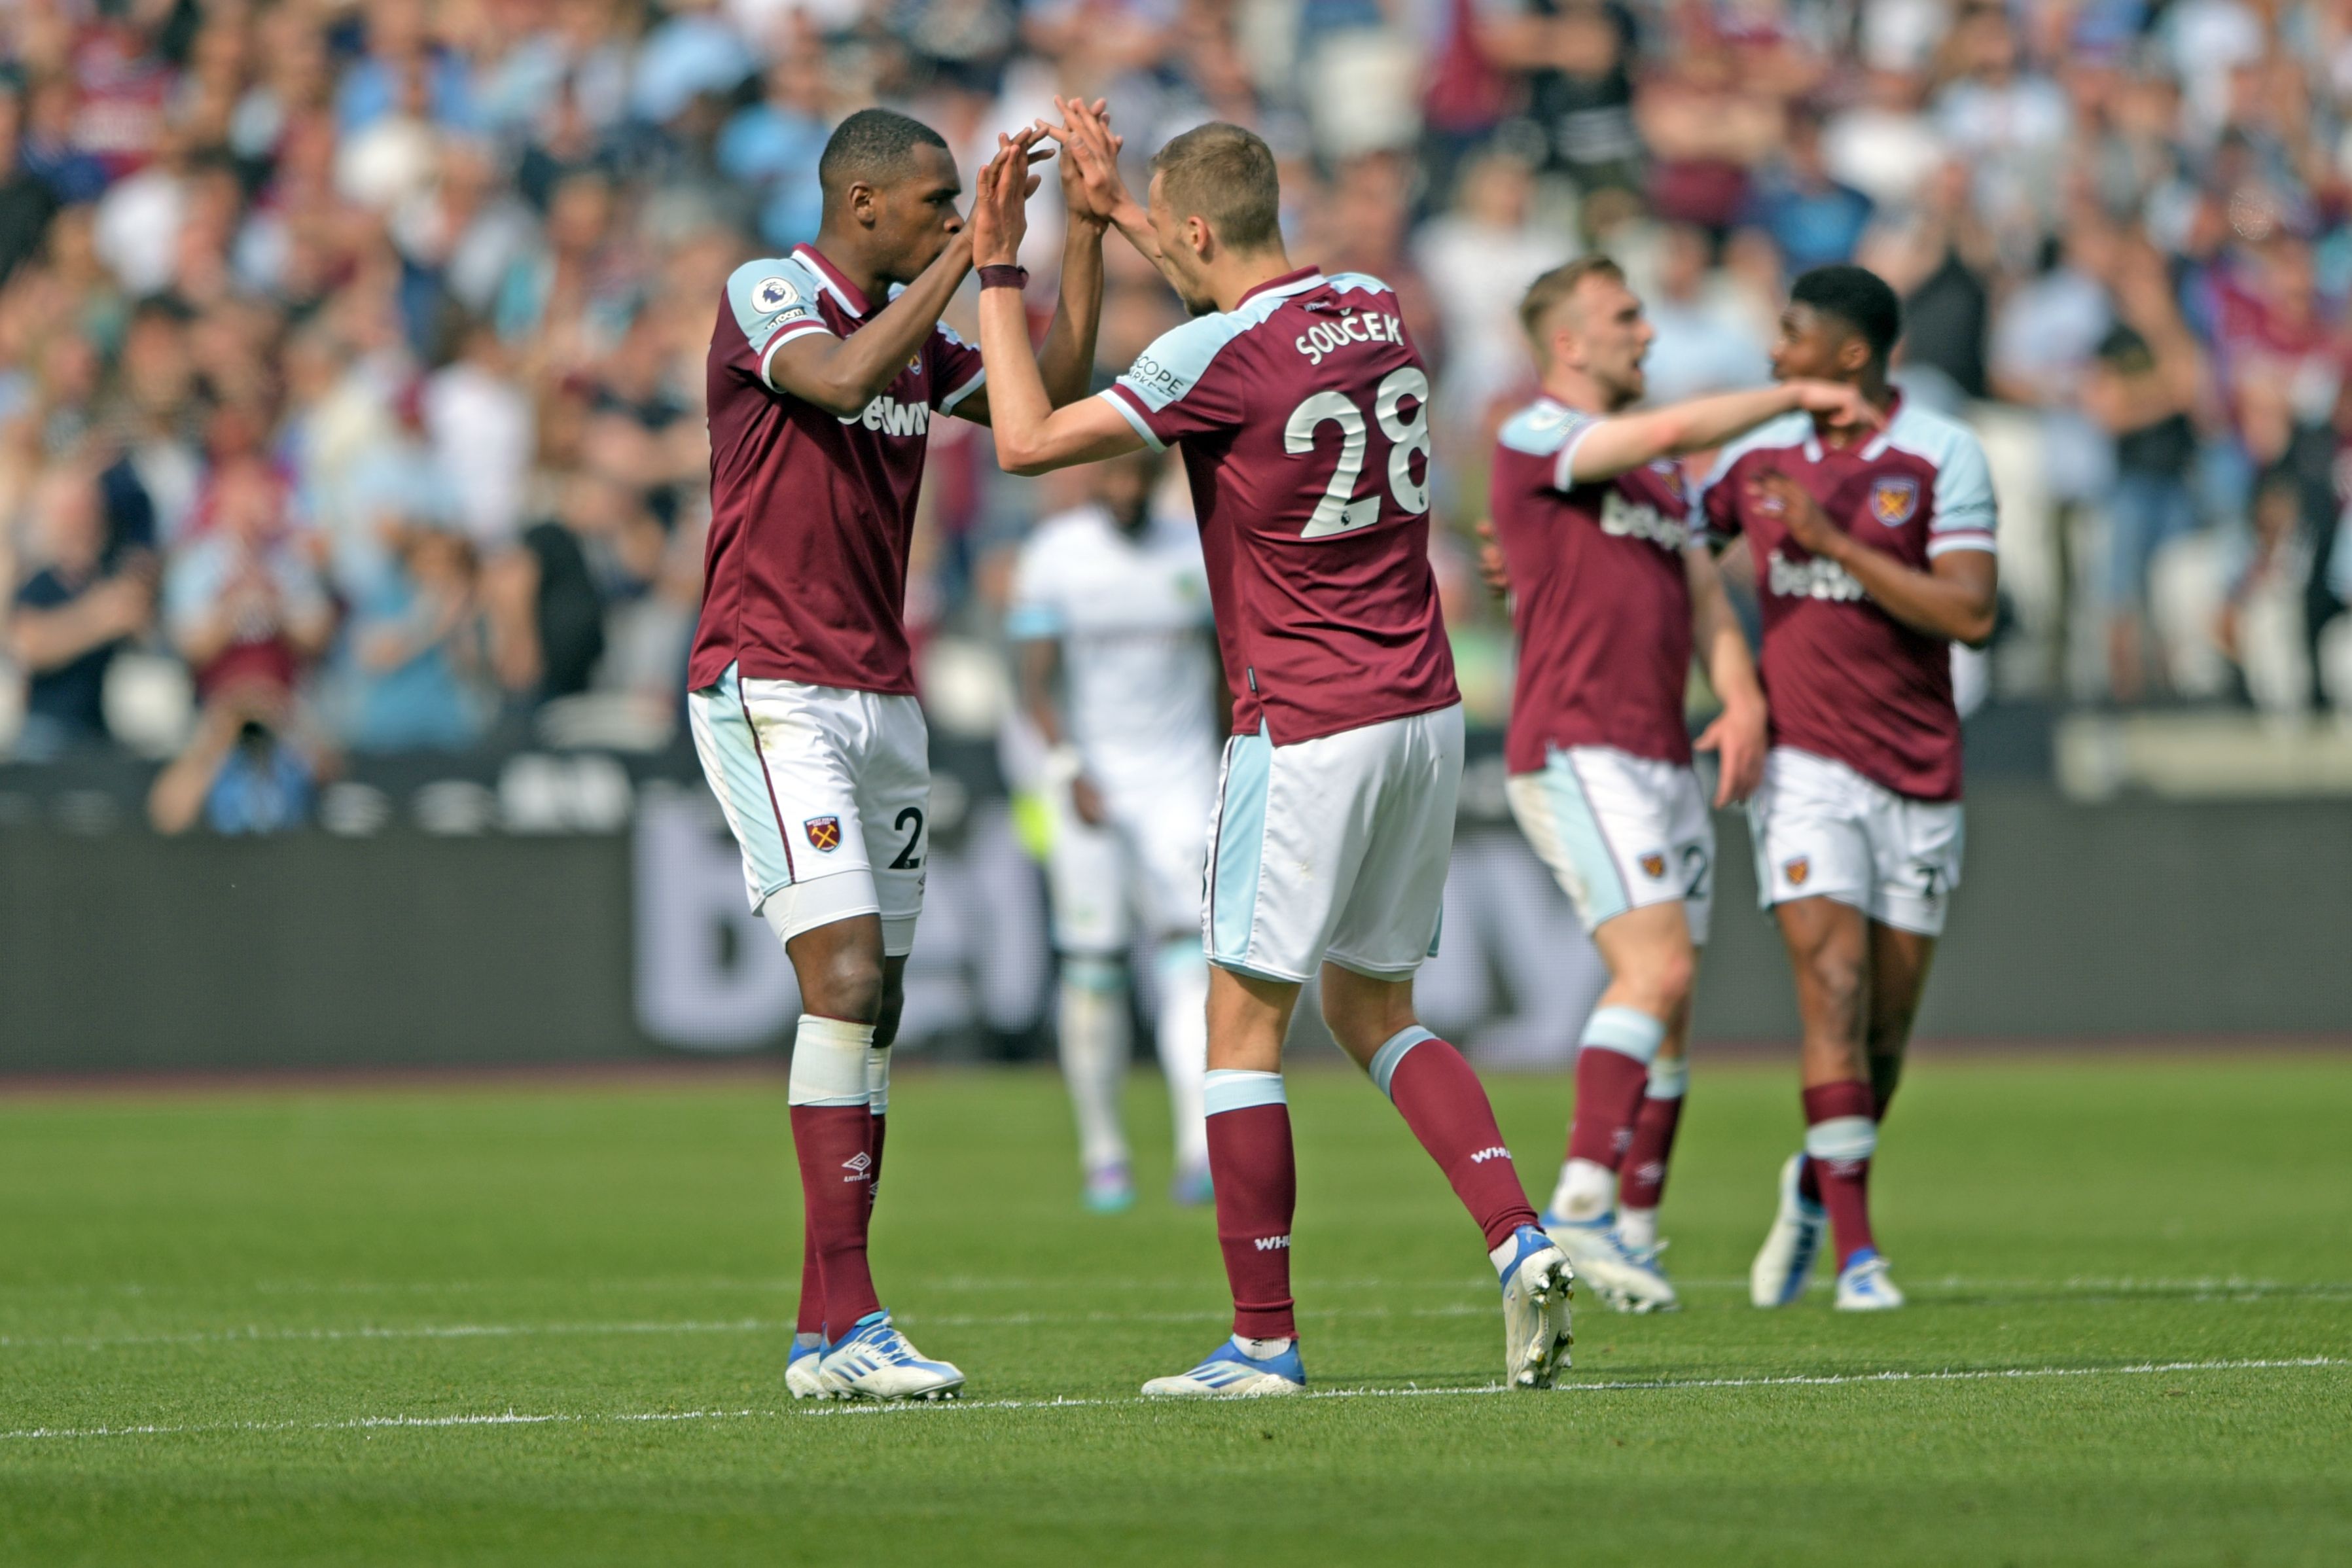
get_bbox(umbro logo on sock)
[1253,1235,1291,1251]
[1469,1147,1512,1164]
[842,1151,873,1180]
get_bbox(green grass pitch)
[0,1054,2345,1566]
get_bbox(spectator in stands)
[7,464,153,757]
[162,454,332,705]
[147,682,319,836]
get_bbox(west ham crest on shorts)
[1784,856,1810,886]
[1639,852,1667,879]
[1868,476,1920,527]
[804,816,842,852]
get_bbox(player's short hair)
[1790,264,1902,366]
[1149,122,1282,252]
[817,108,950,197]
[1518,255,1626,347]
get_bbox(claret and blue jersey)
[1698,395,1999,803]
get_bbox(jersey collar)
[1236,267,1326,308]
[792,243,872,318]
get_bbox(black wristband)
[978,264,1028,291]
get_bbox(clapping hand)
[971,126,1051,269]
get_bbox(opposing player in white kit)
[971,106,1573,1398]
[1486,257,1874,1313]
[1008,448,1221,1211]
[688,109,1105,1399]
[1699,266,1999,1312]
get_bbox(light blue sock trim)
[1804,1115,1877,1163]
[1579,1006,1667,1065]
[1061,954,1128,993]
[1646,1057,1689,1098]
[1368,1026,1437,1101]
[1203,1069,1286,1116]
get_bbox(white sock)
[1234,1335,1292,1361]
[1058,957,1131,1173]
[787,1014,875,1107]
[1617,1206,1658,1253]
[1549,1157,1615,1223]
[1154,939,1210,1171]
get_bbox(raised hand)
[1746,469,1842,557]
[1474,518,1512,599]
[1040,96,1133,230]
[971,128,1048,268]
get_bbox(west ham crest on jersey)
[1784,856,1811,886]
[805,816,842,852]
[1868,476,1920,527]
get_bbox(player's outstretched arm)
[1564,381,1880,486]
[1685,546,1767,805]
[955,104,1110,425]
[1748,470,1999,647]
[1041,98,1186,297]
[970,135,1147,475]
[766,230,978,419]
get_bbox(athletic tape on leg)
[1579,1006,1666,1065]
[866,1044,891,1116]
[1804,1115,1878,1164]
[788,1014,875,1107]
[1202,1069,1285,1116]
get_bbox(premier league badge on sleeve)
[1868,476,1921,527]
[804,816,842,852]
[753,276,800,314]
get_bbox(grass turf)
[0,1055,2345,1567]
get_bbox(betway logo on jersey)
[838,396,930,437]
[1766,549,1866,603]
[1295,310,1406,367]
[1599,490,1686,550]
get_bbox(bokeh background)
[1,0,2348,1073]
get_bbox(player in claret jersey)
[966,105,1574,1397]
[688,107,1107,1400]
[1488,256,1876,1313]
[1696,266,2000,1313]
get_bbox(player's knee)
[1637,942,1698,1016]
[1802,946,1866,1014]
[805,947,888,1025]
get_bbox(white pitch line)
[0,1357,2338,1444]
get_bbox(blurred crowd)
[8,0,2352,830]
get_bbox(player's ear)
[1836,332,1870,377]
[847,178,880,230]
[1186,213,1211,261]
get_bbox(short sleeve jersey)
[1698,397,1997,802]
[1006,505,1221,796]
[1488,397,1696,773]
[688,243,987,695]
[1099,268,1458,745]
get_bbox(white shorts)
[687,665,929,957]
[1505,745,1714,944]
[1046,772,1216,956]
[1747,747,1963,938]
[1205,705,1463,983]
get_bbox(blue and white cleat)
[1140,1336,1306,1399]
[1546,1214,1678,1314]
[785,1334,829,1399]
[1834,1249,1905,1311]
[816,1310,966,1400]
[1491,1224,1575,1389]
[1170,1161,1215,1207]
[1749,1154,1826,1308]
[1084,1162,1136,1214]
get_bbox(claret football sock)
[867,1041,891,1213]
[794,1228,824,1338]
[1559,1007,1667,1217]
[1802,1080,1879,1271]
[789,1014,883,1329]
[1617,1056,1689,1249]
[1203,1069,1298,1340]
[1370,1027,1541,1252]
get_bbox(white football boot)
[785,1334,829,1399]
[1141,1336,1307,1398]
[1749,1154,1826,1308]
[816,1310,965,1400]
[1834,1250,1906,1311]
[1549,1216,1679,1313]
[1492,1224,1575,1389]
